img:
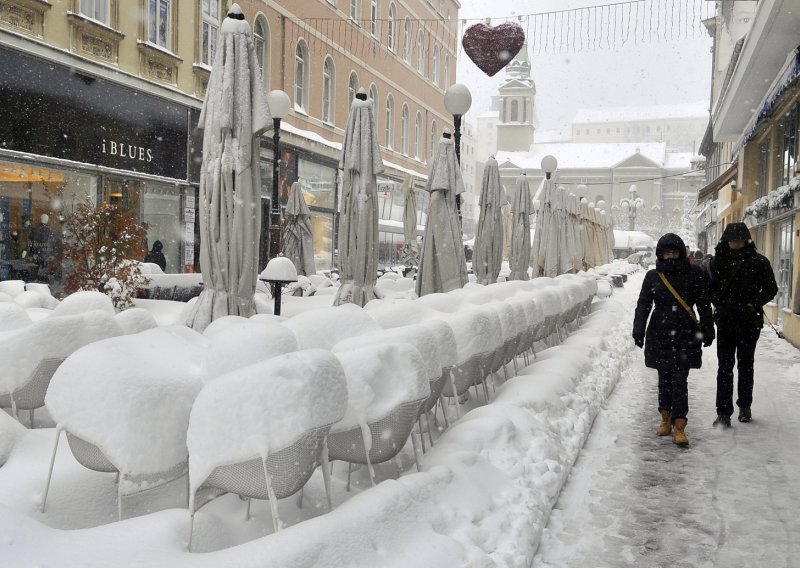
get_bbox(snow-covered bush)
[61,199,149,310]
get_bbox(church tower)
[496,40,535,152]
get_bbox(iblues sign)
[0,46,189,180]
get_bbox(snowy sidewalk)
[535,275,800,568]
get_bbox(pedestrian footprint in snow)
[632,233,715,447]
[708,223,778,427]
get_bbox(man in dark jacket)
[632,233,714,447]
[709,222,778,426]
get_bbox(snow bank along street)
[4,266,796,566]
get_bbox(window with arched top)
[510,99,519,122]
[432,45,440,86]
[403,18,412,62]
[350,0,360,22]
[322,57,335,123]
[443,54,450,88]
[416,29,425,74]
[369,83,377,103]
[370,0,379,38]
[415,112,423,159]
[429,120,437,159]
[385,95,395,149]
[401,104,409,155]
[348,72,359,106]
[294,40,308,111]
[387,3,396,52]
[253,15,270,90]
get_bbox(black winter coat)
[632,234,714,370]
[710,223,778,330]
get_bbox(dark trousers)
[657,367,690,421]
[716,325,761,416]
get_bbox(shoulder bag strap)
[657,272,698,325]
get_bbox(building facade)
[0,0,459,287]
[699,0,800,347]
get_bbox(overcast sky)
[456,0,714,133]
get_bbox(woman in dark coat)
[144,240,167,271]
[632,233,715,447]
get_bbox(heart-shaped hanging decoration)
[462,22,526,77]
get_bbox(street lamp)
[541,155,558,179]
[617,184,645,231]
[267,89,291,260]
[444,83,472,220]
[259,256,297,316]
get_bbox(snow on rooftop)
[497,142,669,170]
[572,101,709,124]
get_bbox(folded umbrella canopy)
[281,181,315,276]
[187,4,272,332]
[473,157,507,285]
[509,173,533,281]
[416,131,468,296]
[400,175,419,268]
[334,89,384,307]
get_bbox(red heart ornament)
[462,22,526,77]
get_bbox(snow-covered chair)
[334,322,444,449]
[329,344,429,488]
[201,319,298,382]
[187,349,347,548]
[282,303,381,350]
[0,293,123,426]
[41,326,206,518]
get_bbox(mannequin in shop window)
[29,214,61,283]
[15,215,32,260]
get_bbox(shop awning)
[0,162,64,183]
[698,162,737,202]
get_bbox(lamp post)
[617,184,645,231]
[259,256,297,316]
[541,155,558,179]
[267,90,291,260]
[444,83,472,220]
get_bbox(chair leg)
[188,512,195,552]
[438,396,450,429]
[29,409,35,429]
[245,497,252,520]
[41,429,61,513]
[320,441,333,511]
[262,460,281,532]
[117,475,123,522]
[346,462,353,492]
[425,410,435,447]
[296,487,304,509]
[503,363,509,382]
[410,431,422,472]
[417,416,427,454]
[449,373,461,419]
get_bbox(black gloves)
[632,333,644,348]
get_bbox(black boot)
[713,414,732,428]
[738,407,751,423]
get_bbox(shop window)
[758,139,770,198]
[80,0,109,24]
[781,103,798,185]
[298,159,336,210]
[148,0,172,49]
[322,57,335,124]
[200,0,220,65]
[309,211,334,270]
[143,182,182,273]
[773,218,794,320]
[254,15,270,90]
[387,3,396,52]
[0,160,96,286]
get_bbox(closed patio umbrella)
[281,181,315,276]
[334,89,384,307]
[416,130,468,296]
[187,4,272,332]
[473,157,506,285]
[508,173,533,281]
[400,175,419,268]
